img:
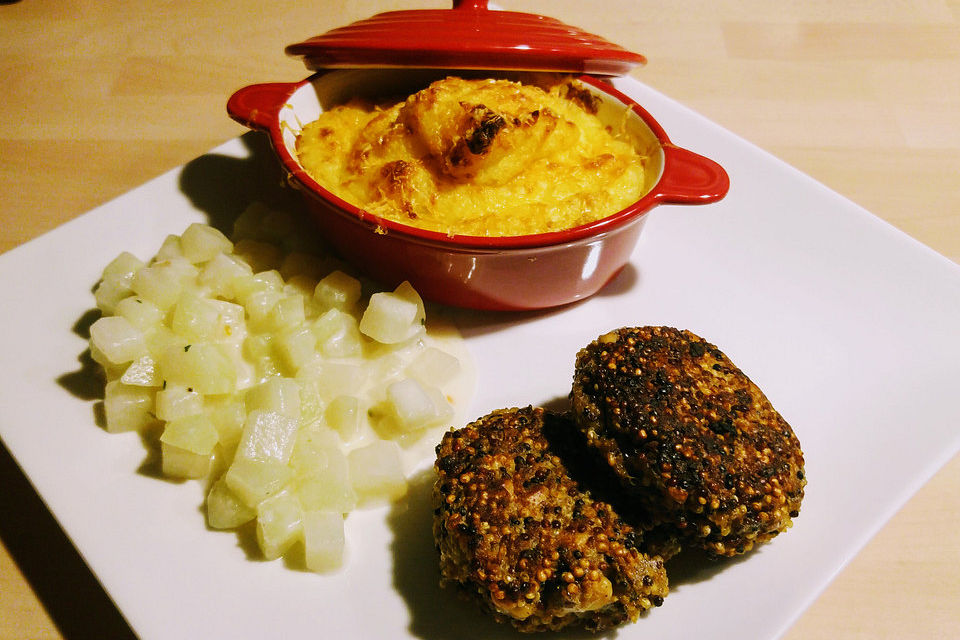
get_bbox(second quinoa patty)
[433,406,668,633]
[570,326,806,557]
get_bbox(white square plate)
[2,76,959,640]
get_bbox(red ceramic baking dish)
[227,2,729,311]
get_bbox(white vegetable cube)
[326,395,361,442]
[115,297,163,331]
[385,378,454,432]
[243,334,279,379]
[90,316,148,365]
[276,326,316,373]
[120,355,161,387]
[256,207,296,243]
[244,288,283,329]
[95,252,145,313]
[348,441,407,503]
[145,325,186,356]
[302,511,345,573]
[161,414,219,454]
[245,377,301,419]
[290,427,341,473]
[293,429,357,512]
[94,280,129,315]
[180,223,233,264]
[208,300,246,342]
[159,414,219,478]
[314,270,361,311]
[101,251,145,284]
[269,295,306,331]
[256,489,302,560]
[232,239,281,274]
[232,202,271,240]
[88,342,127,381]
[154,234,184,261]
[225,457,293,508]
[206,477,255,529]
[296,376,325,429]
[236,410,299,463]
[280,252,327,281]
[407,347,461,387]
[171,294,222,342]
[359,291,419,344]
[103,380,157,433]
[312,308,363,358]
[130,259,198,310]
[373,353,405,384]
[155,384,203,421]
[158,343,236,395]
[296,361,367,402]
[199,252,253,297]
[284,275,319,300]
[160,442,212,479]
[203,396,246,449]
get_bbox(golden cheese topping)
[296,75,647,237]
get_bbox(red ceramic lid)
[285,0,646,76]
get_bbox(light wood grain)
[1,1,958,638]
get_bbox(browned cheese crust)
[433,406,668,632]
[570,327,806,557]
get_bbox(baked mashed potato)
[296,75,647,237]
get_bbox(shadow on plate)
[0,440,138,640]
[178,131,303,237]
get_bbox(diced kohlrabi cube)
[276,326,316,373]
[199,252,253,297]
[236,410,299,463]
[359,291,418,344]
[206,477,255,529]
[384,378,454,432]
[348,441,407,503]
[325,395,361,442]
[312,308,363,358]
[179,223,233,264]
[115,296,163,332]
[302,510,345,573]
[130,259,198,311]
[314,270,361,312]
[244,377,301,419]
[171,294,223,342]
[159,414,219,478]
[103,380,157,433]
[120,355,161,387]
[225,457,293,508]
[296,361,367,402]
[155,384,203,421]
[256,489,302,560]
[90,316,148,365]
[407,347,461,387]
[158,343,236,395]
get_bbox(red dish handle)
[227,82,299,131]
[656,145,730,205]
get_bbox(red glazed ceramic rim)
[285,0,646,76]
[227,73,729,252]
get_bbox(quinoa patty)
[433,406,668,632]
[570,327,806,557]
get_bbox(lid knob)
[453,0,488,9]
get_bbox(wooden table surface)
[1,1,958,638]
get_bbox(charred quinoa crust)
[570,327,806,557]
[433,406,668,632]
